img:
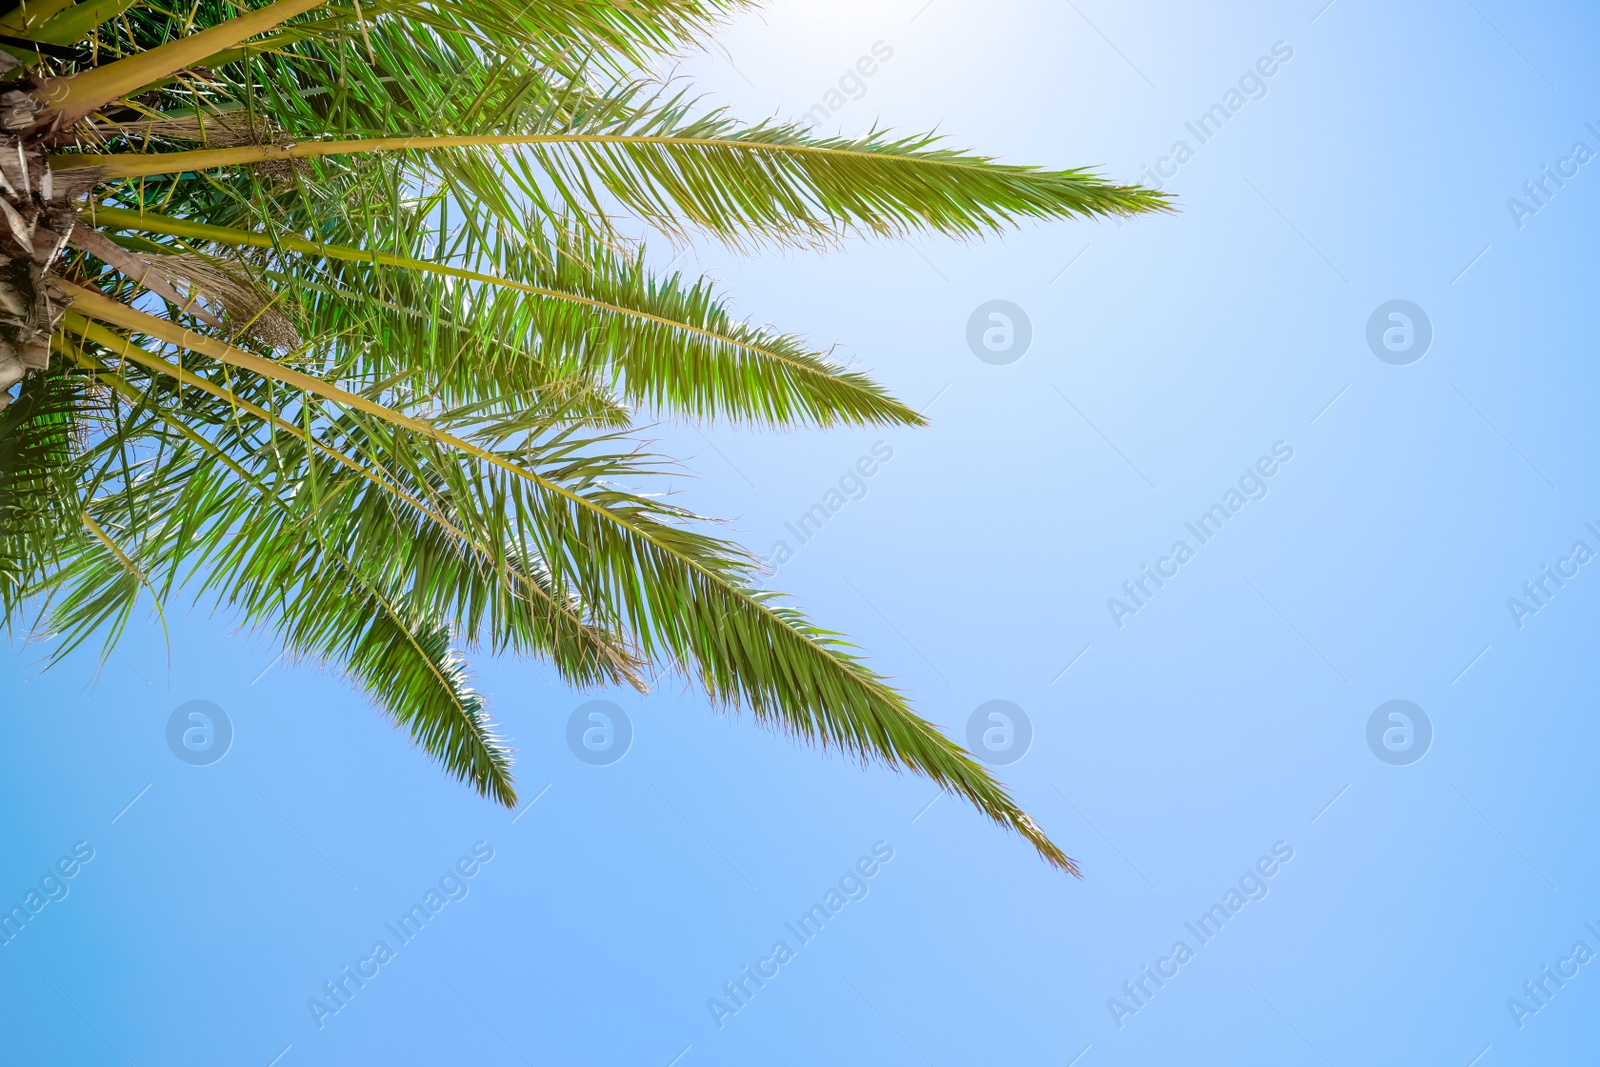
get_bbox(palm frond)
[0,0,1178,873]
[57,127,1170,249]
[34,0,329,127]
[92,206,922,427]
[0,365,93,623]
[57,314,646,690]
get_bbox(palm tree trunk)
[0,146,74,409]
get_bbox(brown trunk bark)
[0,133,72,410]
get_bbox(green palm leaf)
[0,365,94,621]
[90,206,923,427]
[0,0,1174,874]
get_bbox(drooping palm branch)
[0,0,1170,876]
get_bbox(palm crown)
[0,0,1168,875]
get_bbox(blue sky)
[4,0,1599,1064]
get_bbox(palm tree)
[0,0,1168,875]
